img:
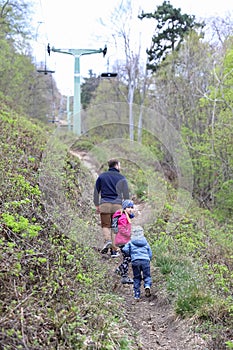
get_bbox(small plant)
[1,212,42,237]
[226,340,233,349]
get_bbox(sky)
[32,0,232,95]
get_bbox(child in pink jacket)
[113,199,135,284]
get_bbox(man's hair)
[108,158,119,168]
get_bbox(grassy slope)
[0,104,137,350]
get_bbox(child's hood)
[131,236,148,247]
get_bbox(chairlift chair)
[37,68,55,75]
[37,43,55,74]
[101,47,118,78]
[101,72,117,78]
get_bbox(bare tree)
[97,0,151,141]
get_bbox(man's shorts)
[99,203,122,228]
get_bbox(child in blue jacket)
[122,225,152,300]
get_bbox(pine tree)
[138,0,204,72]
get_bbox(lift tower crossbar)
[51,47,105,135]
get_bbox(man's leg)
[110,228,118,251]
[100,212,112,253]
[110,203,122,254]
[102,227,111,242]
[101,227,112,254]
[99,203,121,255]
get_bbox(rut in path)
[104,255,208,350]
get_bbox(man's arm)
[122,178,130,199]
[117,178,129,200]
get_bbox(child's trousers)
[117,248,131,277]
[132,259,152,296]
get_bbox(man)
[94,158,130,257]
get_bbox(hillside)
[0,104,233,349]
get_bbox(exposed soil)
[73,149,209,350]
[109,257,208,350]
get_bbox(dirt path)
[109,256,208,350]
[72,149,209,350]
[70,149,99,179]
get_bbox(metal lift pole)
[66,95,71,131]
[51,46,106,135]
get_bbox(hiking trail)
[72,149,209,350]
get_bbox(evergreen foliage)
[81,73,100,110]
[138,0,204,72]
